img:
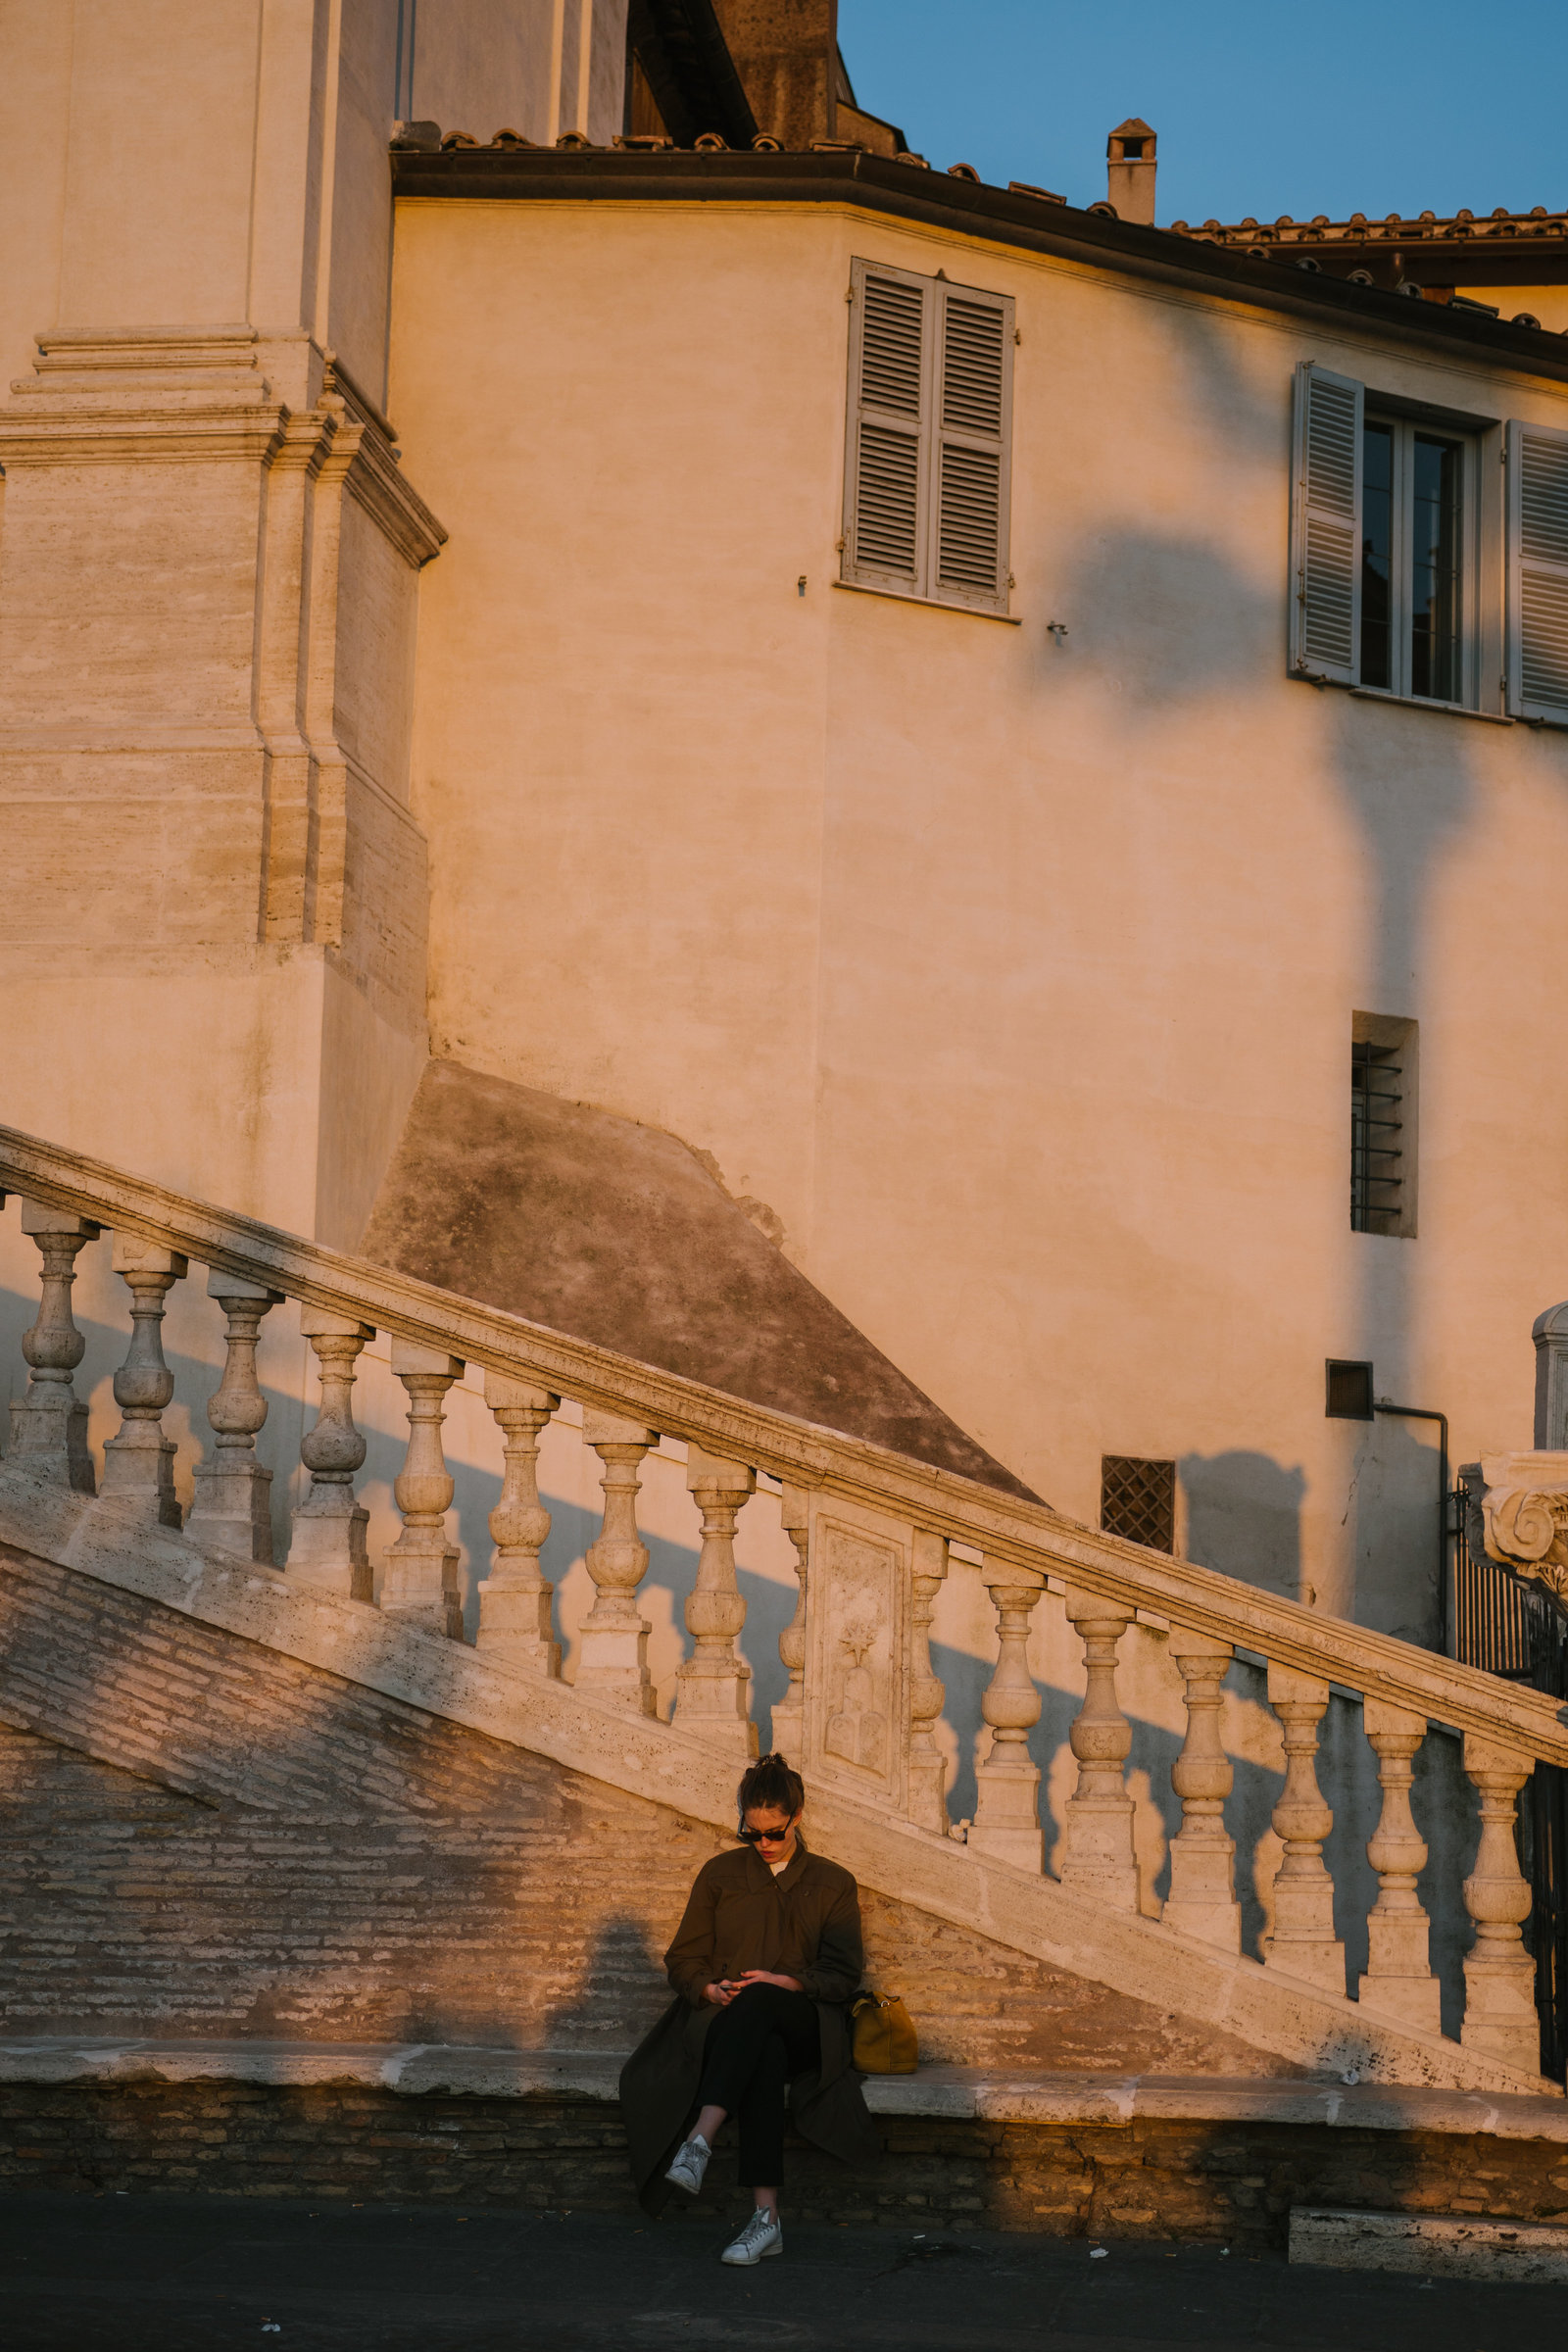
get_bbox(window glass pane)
[1360,421,1394,689]
[1411,434,1461,702]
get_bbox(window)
[841,258,1013,616]
[1360,417,1464,701]
[1350,1012,1417,1236]
[1290,366,1568,720]
[1101,1455,1176,1552]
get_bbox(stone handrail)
[2,1117,1565,2079]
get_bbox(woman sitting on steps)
[618,1752,877,2266]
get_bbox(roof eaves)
[388,144,1568,383]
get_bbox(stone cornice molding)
[1,1119,1566,1770]
[390,147,1568,392]
[0,326,447,565]
[0,408,291,468]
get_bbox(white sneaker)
[663,2132,710,2195]
[721,2209,783,2265]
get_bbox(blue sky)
[836,2,1566,227]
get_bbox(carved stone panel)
[805,1508,907,1811]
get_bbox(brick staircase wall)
[0,1543,1284,2075]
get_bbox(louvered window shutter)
[930,284,1012,613]
[1290,362,1363,684]
[844,262,932,593]
[1506,419,1568,722]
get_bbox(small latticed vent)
[1101,1455,1176,1553]
[942,297,1005,432]
[855,423,920,575]
[861,275,924,416]
[937,443,1002,591]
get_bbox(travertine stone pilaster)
[672,1445,758,1754]
[1460,1734,1540,2072]
[1059,1591,1139,1910]
[1164,1630,1241,1948]
[969,1573,1044,1871]
[10,1204,101,1491]
[475,1375,561,1675]
[382,1342,465,1641]
[1264,1665,1346,1995]
[99,1238,188,1526]
[1359,1698,1441,2033]
[186,1272,282,1561]
[286,1311,374,1599]
[769,1484,810,1755]
[576,1412,658,1714]
[907,1530,951,1837]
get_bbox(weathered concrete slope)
[0,1468,1553,2097]
[359,1058,1034,1498]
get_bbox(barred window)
[1101,1455,1176,1553]
[1351,1013,1417,1237]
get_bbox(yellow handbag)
[849,1989,918,2074]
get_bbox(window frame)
[1357,410,1482,711]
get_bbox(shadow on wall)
[1180,1450,1306,1602]
[541,1912,671,2052]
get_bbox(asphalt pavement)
[1,2192,1559,2350]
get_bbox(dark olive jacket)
[618,1838,878,2211]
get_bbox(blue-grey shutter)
[931,284,1013,614]
[843,262,931,594]
[1290,362,1363,684]
[1506,419,1568,722]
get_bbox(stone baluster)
[969,1571,1044,1870]
[907,1530,951,1837]
[476,1374,561,1675]
[1359,1699,1441,2033]
[1262,1665,1345,1994]
[99,1237,188,1526]
[1460,1734,1540,2072]
[673,1445,759,1753]
[186,1272,283,1560]
[382,1341,466,1640]
[576,1412,658,1714]
[10,1203,101,1490]
[769,1484,810,1755]
[286,1310,374,1598]
[1164,1630,1240,1948]
[1059,1591,1139,1909]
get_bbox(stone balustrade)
[3,1123,1568,2082]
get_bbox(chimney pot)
[1106,117,1156,226]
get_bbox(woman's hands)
[702,1971,804,2004]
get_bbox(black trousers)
[695,1984,820,2188]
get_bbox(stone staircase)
[3,1116,1568,2230]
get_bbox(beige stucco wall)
[389,195,1568,1642]
[0,0,629,413]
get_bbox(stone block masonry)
[4,2080,1568,2248]
[0,1545,1281,2070]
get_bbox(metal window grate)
[1101,1455,1176,1553]
[1351,1040,1403,1232]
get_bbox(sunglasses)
[736,1824,794,1845]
